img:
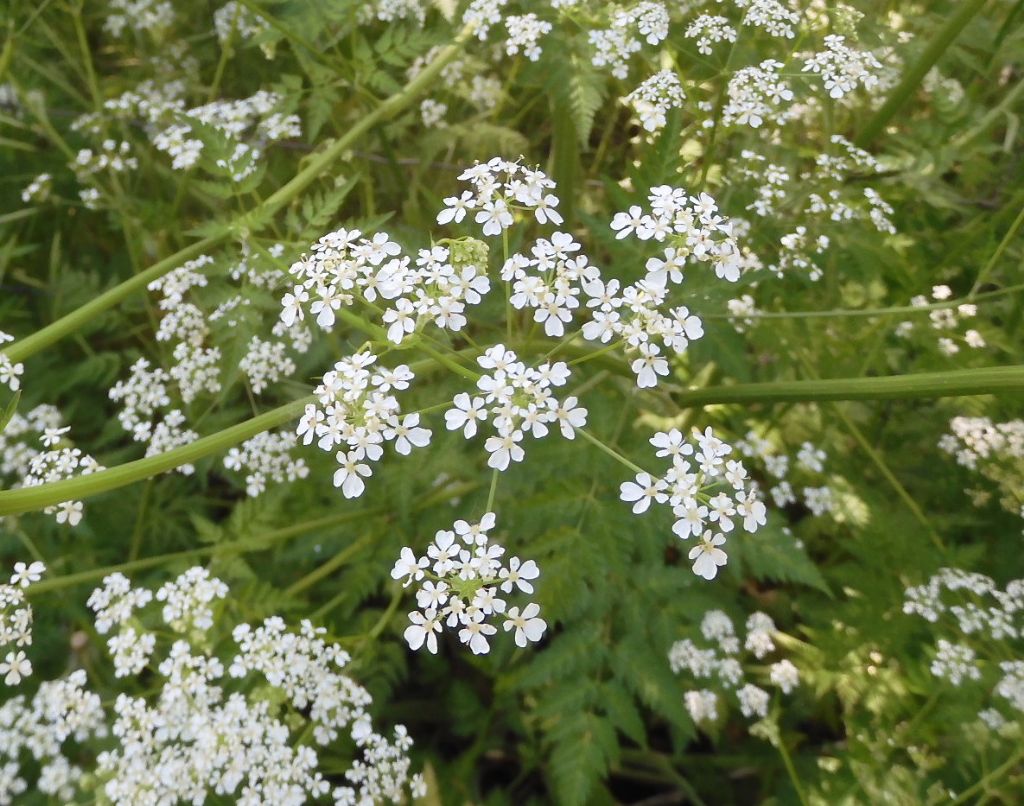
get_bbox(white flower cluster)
[437,157,563,235]
[298,352,429,498]
[85,568,425,804]
[931,639,981,686]
[669,609,799,725]
[109,358,200,473]
[0,405,63,486]
[282,226,491,347]
[609,186,742,281]
[939,416,1024,521]
[445,344,586,471]
[730,139,895,280]
[904,568,1024,723]
[0,562,44,686]
[589,1,669,79]
[735,0,801,39]
[20,172,51,204]
[72,139,138,179]
[240,334,296,393]
[154,90,299,174]
[504,13,553,61]
[0,330,23,392]
[224,429,309,497]
[620,427,767,580]
[214,1,268,45]
[685,14,737,55]
[420,97,448,128]
[21,430,103,527]
[463,0,509,40]
[625,70,686,132]
[0,670,107,802]
[722,59,794,128]
[406,48,504,115]
[726,294,758,330]
[802,35,883,99]
[104,0,174,37]
[896,285,984,356]
[736,431,836,516]
[391,512,546,655]
[503,231,595,338]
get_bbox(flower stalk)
[674,365,1024,407]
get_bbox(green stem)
[0,397,312,517]
[28,503,405,596]
[286,532,377,596]
[950,749,1024,805]
[705,283,1024,321]
[776,737,810,806]
[3,25,474,365]
[3,235,222,364]
[970,202,1024,297]
[575,427,646,475]
[673,365,1024,407]
[833,404,945,552]
[855,0,989,147]
[951,76,1024,149]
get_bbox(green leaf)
[601,681,647,746]
[733,524,832,594]
[548,711,618,806]
[0,390,20,435]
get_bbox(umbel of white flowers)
[392,512,546,655]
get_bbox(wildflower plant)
[1,0,1023,803]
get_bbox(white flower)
[415,581,450,610]
[404,609,442,653]
[610,205,645,239]
[445,393,488,438]
[385,413,432,455]
[620,472,668,514]
[475,199,514,236]
[437,190,476,225]
[689,533,728,580]
[499,557,540,594]
[736,491,767,532]
[0,651,31,685]
[333,451,371,498]
[631,342,669,388]
[459,617,497,655]
[503,603,547,647]
[10,561,45,588]
[485,430,525,471]
[391,547,428,587]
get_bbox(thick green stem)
[855,0,989,147]
[674,365,1024,407]
[2,25,474,365]
[0,397,312,516]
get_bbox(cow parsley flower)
[0,331,23,393]
[446,345,585,471]
[671,608,798,726]
[803,35,883,99]
[299,352,430,498]
[620,428,766,580]
[625,70,686,132]
[0,563,43,684]
[394,513,546,655]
